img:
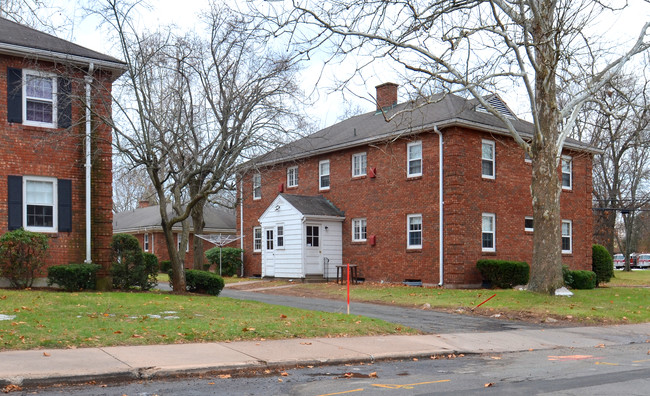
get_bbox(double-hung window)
[482,140,495,179]
[562,220,572,253]
[24,176,57,232]
[352,218,367,242]
[23,71,57,127]
[319,160,330,190]
[252,173,261,200]
[482,213,496,252]
[407,141,422,177]
[144,233,150,252]
[177,234,189,252]
[287,166,298,188]
[561,156,572,190]
[276,226,284,248]
[352,153,367,177]
[407,214,422,249]
[253,227,262,252]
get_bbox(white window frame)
[253,226,262,252]
[287,166,298,188]
[524,217,534,232]
[352,152,367,177]
[23,176,57,233]
[319,160,330,190]
[352,218,367,242]
[23,69,57,128]
[407,214,422,249]
[407,141,422,177]
[252,173,261,200]
[177,233,189,253]
[561,156,572,190]
[482,213,496,252]
[562,220,572,254]
[276,225,284,249]
[482,140,495,179]
[144,233,150,252]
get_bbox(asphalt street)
[220,288,550,334]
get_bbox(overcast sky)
[59,0,650,129]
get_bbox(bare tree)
[112,163,157,213]
[0,0,70,34]
[575,69,650,270]
[92,0,302,291]
[258,0,650,293]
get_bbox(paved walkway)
[1,323,648,387]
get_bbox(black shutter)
[58,179,72,232]
[7,67,22,123]
[57,77,72,129]
[7,175,23,230]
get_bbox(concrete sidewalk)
[1,323,648,388]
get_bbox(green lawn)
[606,270,650,287]
[289,280,650,325]
[0,290,415,351]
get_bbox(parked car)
[636,253,650,269]
[613,253,625,269]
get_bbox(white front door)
[304,224,323,275]
[263,227,275,277]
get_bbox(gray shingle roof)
[113,204,236,233]
[253,93,597,166]
[281,194,345,218]
[0,17,126,76]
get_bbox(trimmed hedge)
[477,259,530,289]
[205,247,242,277]
[47,263,100,291]
[592,244,613,286]
[159,260,172,273]
[111,234,158,290]
[185,269,225,296]
[563,266,597,290]
[0,228,49,288]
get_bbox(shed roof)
[113,204,236,234]
[280,194,345,218]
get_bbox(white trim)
[562,220,572,254]
[23,176,58,233]
[276,224,285,249]
[352,218,367,242]
[352,152,367,177]
[253,226,262,252]
[562,155,572,190]
[407,214,423,249]
[144,233,150,252]
[407,141,423,177]
[481,140,495,179]
[319,160,330,190]
[287,166,298,188]
[22,69,57,128]
[482,213,496,252]
[252,173,261,200]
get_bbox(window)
[482,140,495,179]
[352,153,367,177]
[407,141,422,177]
[482,213,495,252]
[524,217,534,232]
[562,156,572,190]
[24,177,57,232]
[287,166,298,188]
[319,160,330,190]
[276,226,284,248]
[266,229,274,250]
[252,173,261,199]
[352,218,367,242]
[8,176,70,233]
[253,227,262,252]
[177,234,189,252]
[23,71,57,127]
[407,214,422,249]
[306,225,319,247]
[562,220,572,253]
[144,233,150,252]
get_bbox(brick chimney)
[138,200,150,208]
[375,82,398,110]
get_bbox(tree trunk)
[160,207,186,292]
[189,179,206,270]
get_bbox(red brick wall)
[0,56,115,273]
[239,126,593,286]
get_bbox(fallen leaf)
[278,379,283,383]
[343,373,353,378]
[595,344,605,348]
[131,334,143,338]
[281,372,289,377]
[300,342,312,345]
[2,384,23,393]
[208,382,215,385]
[490,356,501,360]
[280,314,287,319]
[113,331,122,334]
[218,374,231,379]
[264,370,271,374]
[43,352,50,357]
[413,358,418,361]
[369,372,378,378]
[307,365,314,368]
[485,383,494,388]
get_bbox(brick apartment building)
[0,18,125,275]
[238,83,596,287]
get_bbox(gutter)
[433,125,444,286]
[239,177,245,277]
[84,63,94,264]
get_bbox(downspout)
[84,63,94,264]
[433,125,444,286]
[239,176,245,277]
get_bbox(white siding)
[321,220,343,279]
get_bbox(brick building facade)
[0,18,125,275]
[238,84,596,287]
